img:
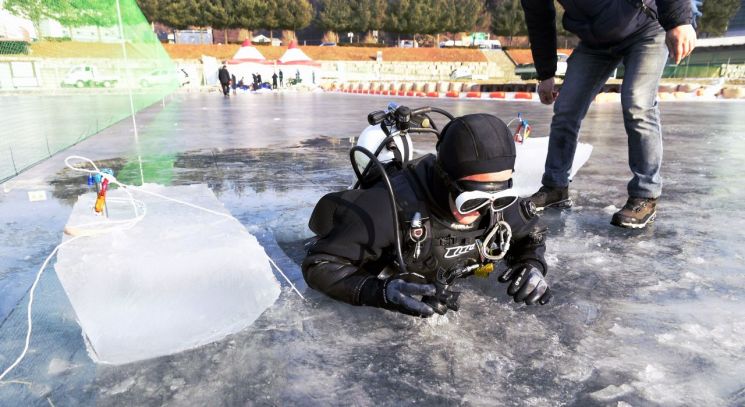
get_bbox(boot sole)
[611,211,657,229]
[535,199,573,212]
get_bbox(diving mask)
[454,187,518,215]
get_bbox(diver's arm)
[501,217,551,305]
[302,254,435,316]
[302,253,379,305]
[303,186,395,306]
[505,218,548,275]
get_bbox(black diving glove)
[384,278,437,317]
[499,264,551,305]
[422,282,461,315]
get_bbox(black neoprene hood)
[436,114,516,180]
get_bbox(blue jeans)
[542,27,668,199]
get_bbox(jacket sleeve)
[655,0,693,31]
[521,0,558,81]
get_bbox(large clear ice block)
[55,184,280,364]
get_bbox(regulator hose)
[349,146,407,274]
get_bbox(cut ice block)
[54,184,281,365]
[513,137,593,196]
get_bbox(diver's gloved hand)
[384,278,437,317]
[499,264,551,305]
[423,283,461,315]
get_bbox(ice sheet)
[513,137,593,196]
[53,184,280,364]
[3,96,745,406]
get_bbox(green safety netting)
[0,0,179,183]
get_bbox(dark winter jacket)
[302,155,547,307]
[521,0,693,80]
[218,67,230,84]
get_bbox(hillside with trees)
[4,0,742,46]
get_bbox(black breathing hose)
[352,133,411,189]
[349,146,407,275]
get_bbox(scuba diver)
[302,111,551,317]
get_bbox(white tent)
[278,41,321,86]
[231,39,266,62]
[279,40,315,63]
[227,39,275,85]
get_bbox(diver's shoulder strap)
[389,169,430,223]
[388,168,436,270]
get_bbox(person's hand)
[537,77,558,105]
[384,278,436,317]
[499,264,551,305]
[666,24,697,64]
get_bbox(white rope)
[267,257,305,300]
[0,235,83,382]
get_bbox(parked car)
[319,42,337,47]
[514,53,569,80]
[61,65,118,88]
[440,40,467,48]
[139,68,189,88]
[477,40,502,50]
[399,40,418,48]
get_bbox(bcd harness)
[385,165,538,286]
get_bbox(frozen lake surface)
[1,93,745,406]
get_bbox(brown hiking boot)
[611,197,657,229]
[529,186,572,211]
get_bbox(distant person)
[279,70,284,87]
[231,74,237,95]
[257,74,262,85]
[252,73,258,88]
[521,0,696,228]
[218,64,231,96]
[272,72,278,89]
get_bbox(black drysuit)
[302,155,548,309]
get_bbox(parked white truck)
[61,65,118,88]
[514,53,569,80]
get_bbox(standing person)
[303,114,552,317]
[521,0,696,228]
[272,72,278,89]
[257,73,263,86]
[231,73,237,95]
[278,69,284,87]
[218,63,231,96]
